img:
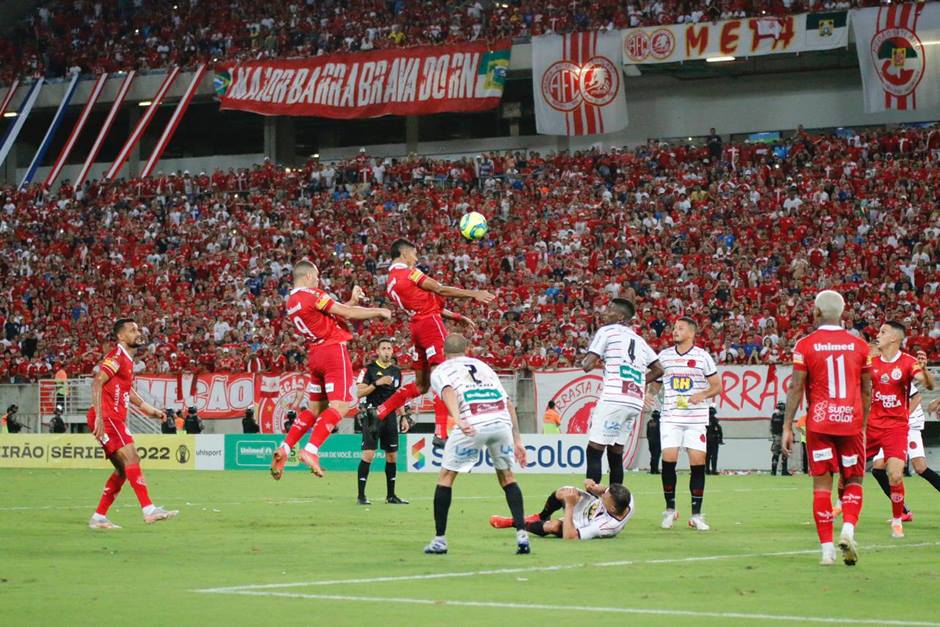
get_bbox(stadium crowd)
[0,124,939,382]
[1,0,885,83]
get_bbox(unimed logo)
[411,437,426,470]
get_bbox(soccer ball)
[459,211,488,241]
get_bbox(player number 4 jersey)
[430,357,511,428]
[573,490,634,540]
[792,326,870,436]
[656,346,718,425]
[587,324,658,408]
[869,352,922,428]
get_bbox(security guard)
[770,401,790,476]
[355,339,411,505]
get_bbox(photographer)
[161,408,177,434]
[183,406,203,435]
[242,407,260,434]
[769,401,790,476]
[2,404,23,433]
[49,404,67,433]
[646,410,661,474]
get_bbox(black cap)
[245,408,254,418]
[651,410,660,419]
[776,402,785,409]
[709,407,717,416]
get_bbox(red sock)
[123,464,153,509]
[308,407,343,449]
[841,483,863,525]
[376,382,419,420]
[813,489,834,544]
[890,482,906,519]
[433,394,449,439]
[95,472,126,516]
[283,409,316,449]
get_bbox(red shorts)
[866,423,908,462]
[805,430,865,478]
[410,315,448,371]
[86,408,134,458]
[307,342,354,403]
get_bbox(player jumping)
[491,479,634,540]
[363,239,492,445]
[423,334,529,555]
[782,290,871,566]
[646,317,722,531]
[88,318,177,529]
[581,298,662,487]
[865,322,933,538]
[271,260,391,479]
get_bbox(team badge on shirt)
[891,367,902,381]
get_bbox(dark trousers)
[705,443,719,474]
[648,445,660,473]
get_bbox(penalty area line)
[195,540,940,593]
[194,590,940,626]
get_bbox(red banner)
[216,40,511,118]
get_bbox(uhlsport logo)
[411,437,427,470]
[548,374,603,434]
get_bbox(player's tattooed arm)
[561,489,581,540]
[329,301,392,321]
[781,369,806,458]
[442,309,475,329]
[914,351,935,390]
[420,276,495,305]
[584,478,606,497]
[129,388,163,420]
[646,360,664,385]
[90,369,111,440]
[581,351,601,372]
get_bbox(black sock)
[385,461,397,499]
[540,492,563,521]
[872,467,891,498]
[607,447,624,485]
[433,485,452,536]
[919,467,940,493]
[586,445,603,483]
[690,464,706,515]
[502,482,525,530]
[662,461,677,510]
[771,454,778,475]
[357,460,370,498]
[781,457,789,474]
[525,520,547,536]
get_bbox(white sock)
[92,512,108,521]
[279,442,290,454]
[517,529,529,541]
[142,505,157,515]
[821,541,835,553]
[304,443,319,454]
[841,522,855,538]
[891,517,902,525]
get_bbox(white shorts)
[587,401,642,446]
[872,429,924,462]
[441,421,514,473]
[660,422,707,453]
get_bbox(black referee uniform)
[356,360,407,504]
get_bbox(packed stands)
[1,0,878,83]
[1,124,937,382]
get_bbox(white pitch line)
[195,540,940,593]
[197,590,940,626]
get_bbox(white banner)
[532,365,798,428]
[406,433,607,474]
[623,12,848,65]
[853,4,940,112]
[533,31,628,135]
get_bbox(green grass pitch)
[2,468,940,626]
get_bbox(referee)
[355,339,410,505]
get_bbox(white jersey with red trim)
[430,356,510,428]
[573,490,634,540]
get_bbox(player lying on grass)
[490,479,633,540]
